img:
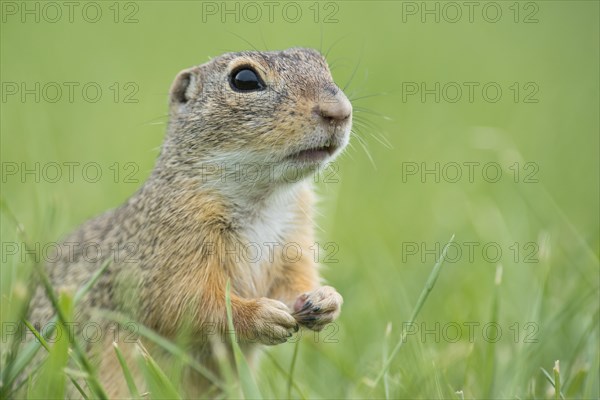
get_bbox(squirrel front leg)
[268,253,343,332]
[143,258,298,346]
[225,294,299,345]
[192,263,300,346]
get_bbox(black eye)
[230,68,264,91]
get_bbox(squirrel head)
[162,48,352,187]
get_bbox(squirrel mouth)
[285,143,337,163]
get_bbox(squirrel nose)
[314,91,352,123]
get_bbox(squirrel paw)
[292,286,343,331]
[251,298,299,345]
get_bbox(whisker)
[324,35,350,59]
[342,47,364,92]
[350,130,376,169]
[226,30,263,52]
[349,92,389,102]
[353,107,392,120]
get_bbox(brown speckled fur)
[27,48,351,398]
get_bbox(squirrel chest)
[234,192,301,297]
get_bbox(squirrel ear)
[169,67,200,106]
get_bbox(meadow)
[1,1,598,399]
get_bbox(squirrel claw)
[292,286,343,331]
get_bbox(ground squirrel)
[27,47,352,397]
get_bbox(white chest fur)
[236,188,299,296]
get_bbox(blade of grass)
[0,280,32,394]
[0,198,40,394]
[287,339,300,399]
[541,366,566,400]
[553,360,561,400]
[136,341,181,399]
[583,342,600,399]
[73,258,112,303]
[0,198,110,395]
[113,342,140,398]
[22,320,50,352]
[212,333,238,399]
[29,292,73,399]
[5,258,110,394]
[225,279,263,399]
[373,234,455,385]
[382,322,392,400]
[27,252,107,399]
[262,350,307,400]
[100,309,224,390]
[484,264,503,398]
[432,360,444,398]
[20,320,90,399]
[63,370,90,400]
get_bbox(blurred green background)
[1,1,598,398]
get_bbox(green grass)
[1,1,599,399]
[0,225,456,399]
